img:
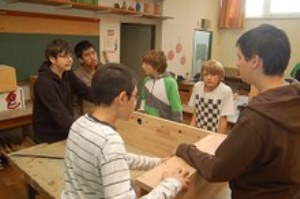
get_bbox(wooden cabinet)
[178,81,195,124]
[7,0,173,20]
[178,81,194,105]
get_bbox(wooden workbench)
[8,111,231,199]
[0,101,33,138]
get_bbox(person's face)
[202,70,220,91]
[236,47,252,84]
[51,52,73,72]
[141,62,156,76]
[119,87,138,121]
[80,47,98,69]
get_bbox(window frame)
[246,0,300,19]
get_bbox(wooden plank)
[116,112,210,157]
[135,134,230,199]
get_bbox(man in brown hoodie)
[176,24,300,199]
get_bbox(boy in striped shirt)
[62,63,190,199]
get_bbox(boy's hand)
[161,156,171,163]
[162,168,190,191]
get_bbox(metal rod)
[11,153,64,160]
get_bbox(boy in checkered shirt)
[188,60,234,134]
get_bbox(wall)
[0,0,163,64]
[162,0,220,78]
[99,15,162,63]
[216,18,300,77]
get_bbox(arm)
[190,112,196,127]
[101,139,184,199]
[34,77,74,131]
[126,152,161,170]
[217,116,228,134]
[165,77,183,122]
[188,84,197,127]
[176,114,263,182]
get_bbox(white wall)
[161,0,220,78]
[216,18,300,77]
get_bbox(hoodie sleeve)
[165,77,183,122]
[176,113,263,182]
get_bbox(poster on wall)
[104,29,118,53]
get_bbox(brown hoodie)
[176,84,300,199]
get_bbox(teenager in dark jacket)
[33,39,93,143]
[176,24,300,199]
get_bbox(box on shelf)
[0,65,17,93]
[0,86,26,112]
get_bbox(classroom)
[0,0,300,198]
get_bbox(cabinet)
[6,0,173,20]
[178,81,194,105]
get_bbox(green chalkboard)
[0,33,99,81]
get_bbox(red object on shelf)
[154,2,160,15]
[144,2,150,13]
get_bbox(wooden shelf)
[8,0,173,20]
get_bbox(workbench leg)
[27,184,37,199]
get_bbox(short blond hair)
[201,60,225,81]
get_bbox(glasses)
[58,53,73,59]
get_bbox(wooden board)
[116,112,210,157]
[135,134,230,199]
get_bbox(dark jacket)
[176,84,300,199]
[33,62,93,143]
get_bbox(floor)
[0,160,47,199]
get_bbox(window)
[246,0,300,18]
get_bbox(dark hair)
[92,63,137,106]
[45,39,72,63]
[74,40,94,58]
[236,24,290,75]
[142,49,168,73]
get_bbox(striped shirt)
[61,114,182,199]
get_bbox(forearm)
[175,143,222,182]
[141,177,182,199]
[218,116,228,134]
[190,113,196,126]
[127,152,161,170]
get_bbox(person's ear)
[78,57,83,63]
[251,54,262,70]
[49,56,56,64]
[117,91,128,105]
